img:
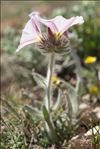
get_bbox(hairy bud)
[37,31,71,55]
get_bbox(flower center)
[37,32,71,54]
[54,32,62,40]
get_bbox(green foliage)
[1,27,20,54]
[71,2,100,60]
[1,1,100,148]
[1,117,28,149]
[90,122,100,149]
[52,1,100,60]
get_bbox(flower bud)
[37,31,71,55]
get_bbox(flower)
[52,76,61,85]
[84,56,97,64]
[89,85,99,95]
[16,12,41,52]
[38,30,70,54]
[40,15,84,35]
[39,15,84,54]
[16,12,84,54]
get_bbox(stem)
[45,52,55,112]
[76,74,81,93]
[71,48,81,93]
[71,48,81,118]
[43,52,58,142]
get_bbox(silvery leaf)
[53,89,62,111]
[24,105,42,118]
[32,70,47,88]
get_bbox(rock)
[93,107,100,119]
[79,103,89,110]
[64,126,100,149]
[67,136,93,149]
[82,94,91,102]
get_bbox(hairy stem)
[45,52,55,112]
[44,52,58,142]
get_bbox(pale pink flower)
[16,12,84,53]
[16,12,41,52]
[40,15,84,34]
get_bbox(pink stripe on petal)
[29,11,41,32]
[40,18,58,33]
[31,19,39,33]
[29,12,41,34]
[49,22,58,32]
[31,17,41,33]
[16,12,42,52]
[40,15,84,34]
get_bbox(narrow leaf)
[42,105,50,123]
[24,105,41,117]
[42,105,58,142]
[53,89,62,111]
[32,70,47,88]
[62,80,78,118]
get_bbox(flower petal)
[40,16,84,34]
[40,17,58,33]
[84,56,97,64]
[62,16,84,33]
[29,12,41,33]
[41,18,58,32]
[16,13,41,52]
[29,11,40,18]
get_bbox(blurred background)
[1,2,100,148]
[1,1,100,105]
